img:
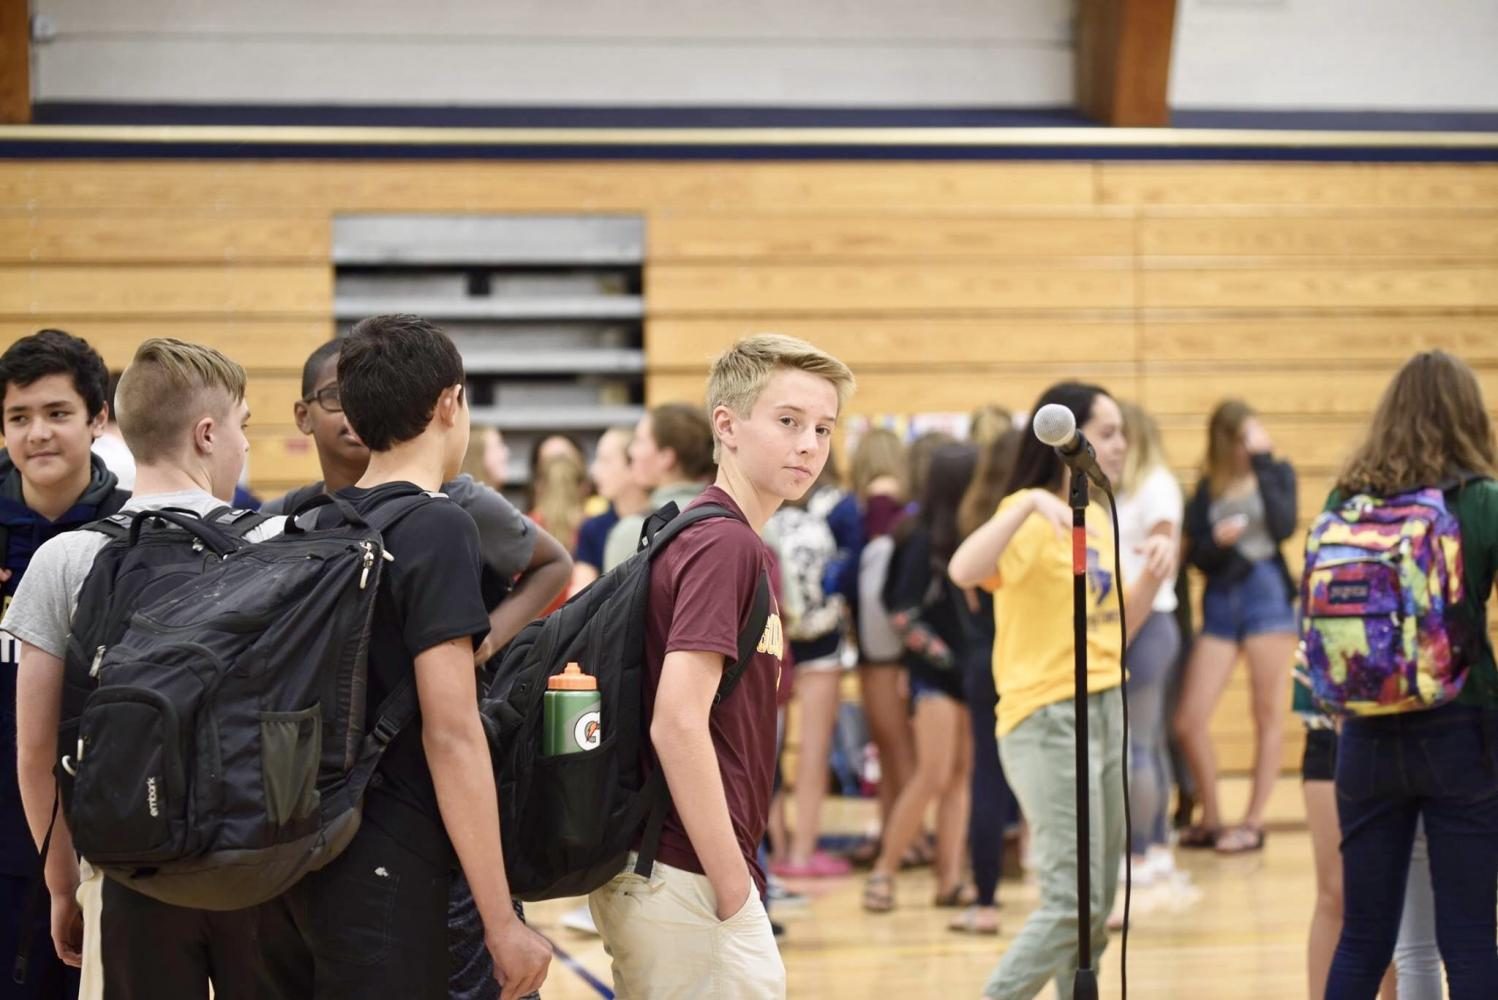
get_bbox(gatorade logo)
[757,612,784,659]
[574,711,603,751]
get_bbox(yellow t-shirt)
[991,490,1124,737]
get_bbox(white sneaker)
[560,903,599,936]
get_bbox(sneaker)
[766,876,809,910]
[770,851,851,879]
[560,903,599,936]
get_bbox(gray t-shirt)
[1,491,286,660]
[1208,488,1276,564]
[262,474,536,581]
[601,481,709,573]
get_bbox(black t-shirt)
[331,483,492,859]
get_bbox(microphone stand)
[1068,468,1099,1000]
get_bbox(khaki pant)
[589,857,785,1000]
[76,863,103,1000]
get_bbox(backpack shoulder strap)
[644,502,738,555]
[364,490,444,535]
[715,570,773,705]
[85,513,133,543]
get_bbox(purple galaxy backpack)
[1299,486,1472,716]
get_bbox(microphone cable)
[1096,483,1132,1000]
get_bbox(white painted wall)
[30,0,1076,107]
[1170,0,1498,112]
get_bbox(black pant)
[259,813,450,1000]
[963,651,1017,908]
[100,878,266,1000]
[1,872,80,1000]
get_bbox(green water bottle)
[544,662,602,756]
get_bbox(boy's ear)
[89,404,108,441]
[435,385,462,428]
[292,399,313,435]
[711,404,736,457]
[193,413,216,455]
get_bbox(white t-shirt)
[1115,464,1184,615]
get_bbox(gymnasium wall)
[2,156,1496,771]
[28,0,1073,109]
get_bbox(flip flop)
[862,873,896,913]
[1215,826,1266,855]
[1177,825,1220,850]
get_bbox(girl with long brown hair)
[1174,399,1298,854]
[1320,350,1498,998]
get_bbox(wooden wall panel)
[1138,213,1498,258]
[0,319,330,371]
[648,263,1135,315]
[3,157,1497,777]
[1141,265,1498,310]
[649,214,1136,262]
[649,320,1139,370]
[0,214,331,264]
[0,265,332,317]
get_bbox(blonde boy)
[588,335,853,999]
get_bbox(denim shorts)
[1200,557,1296,642]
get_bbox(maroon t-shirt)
[640,486,785,893]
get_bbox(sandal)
[848,836,881,867]
[933,884,978,908]
[1177,825,1220,850]
[862,873,896,913]
[947,905,1000,936]
[1215,825,1266,855]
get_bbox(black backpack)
[64,489,437,910]
[483,502,771,902]
[57,505,271,814]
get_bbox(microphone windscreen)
[1032,403,1076,447]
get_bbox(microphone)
[1032,403,1111,492]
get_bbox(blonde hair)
[1119,399,1170,496]
[968,404,1014,447]
[532,453,588,546]
[850,426,905,499]
[1203,398,1256,498]
[115,338,247,463]
[1338,350,1497,496]
[706,334,855,461]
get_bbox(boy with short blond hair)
[6,337,283,999]
[589,334,853,999]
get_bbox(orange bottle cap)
[548,662,598,691]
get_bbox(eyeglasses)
[303,386,342,413]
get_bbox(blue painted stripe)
[2,139,1495,162]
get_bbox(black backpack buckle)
[372,716,402,746]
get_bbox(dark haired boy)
[0,330,126,1000]
[259,315,552,1000]
[263,339,570,998]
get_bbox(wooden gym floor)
[526,778,1324,999]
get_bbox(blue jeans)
[1327,703,1498,1000]
[1124,612,1181,855]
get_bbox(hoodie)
[0,449,127,876]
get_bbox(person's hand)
[474,632,500,667]
[486,912,552,1000]
[713,874,753,923]
[0,567,12,585]
[51,890,83,968]
[1028,490,1071,539]
[1212,515,1247,548]
[1241,418,1273,456]
[1135,535,1177,581]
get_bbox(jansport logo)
[146,777,160,818]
